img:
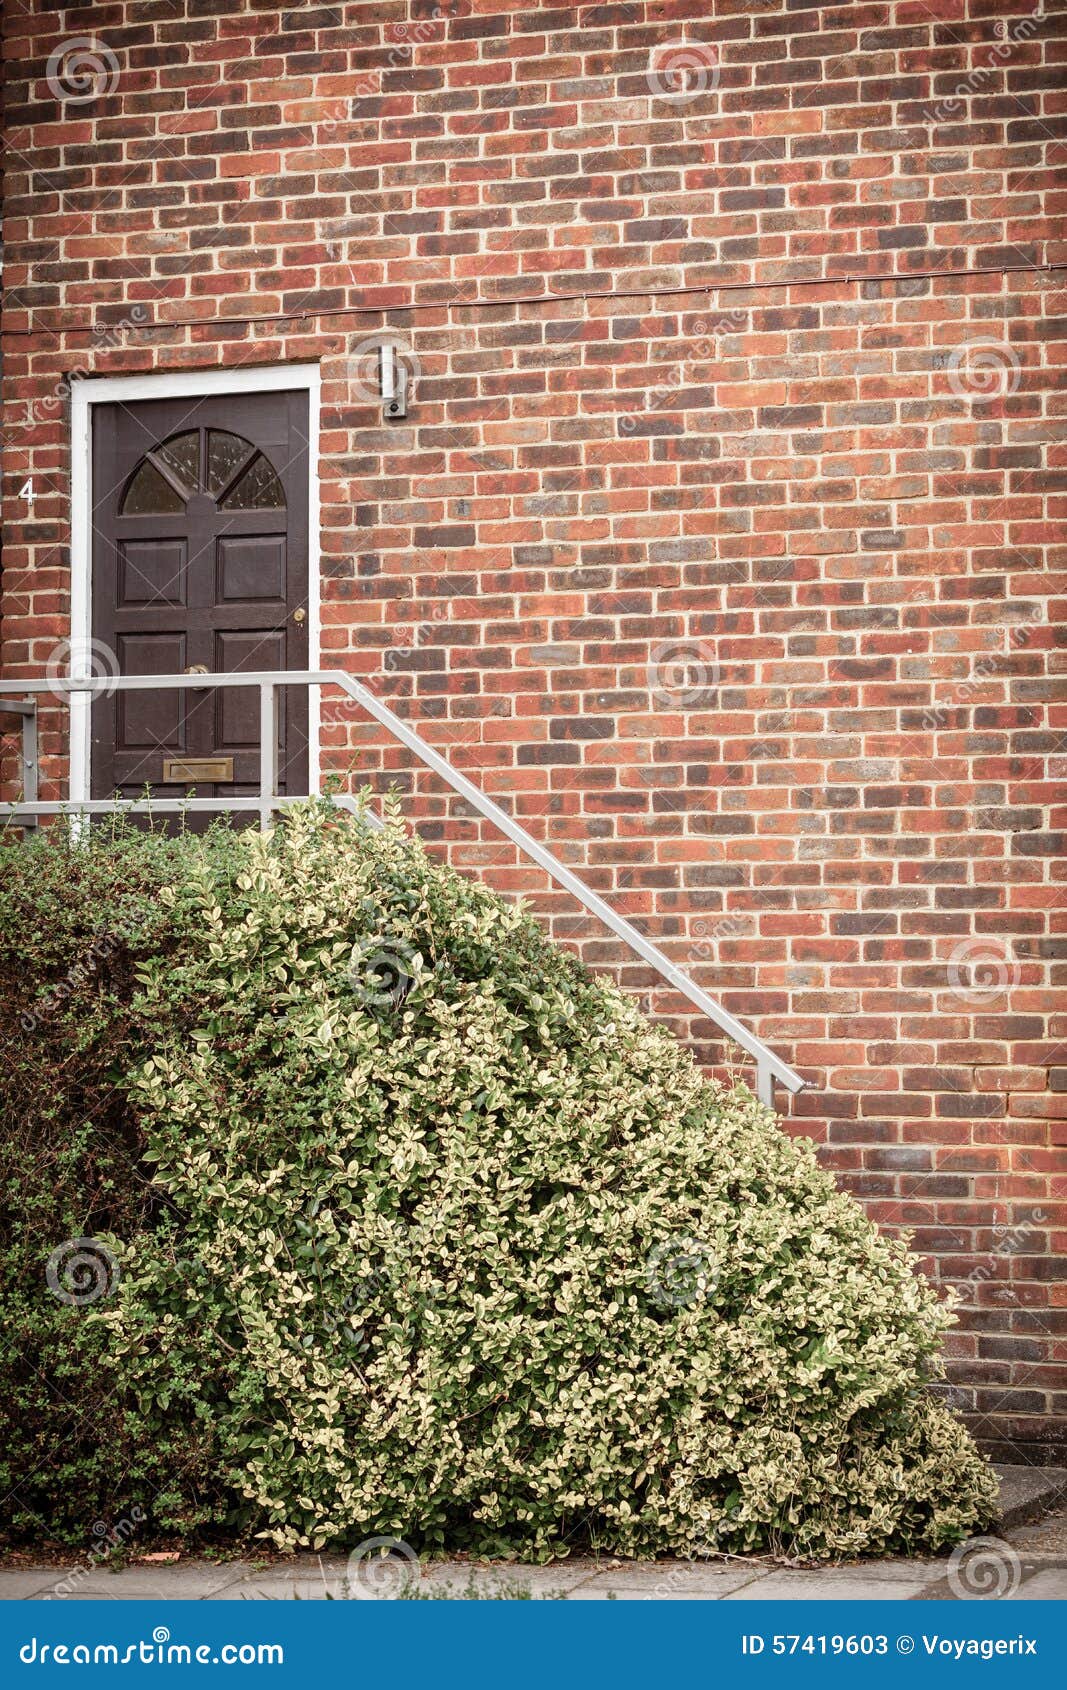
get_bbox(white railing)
[0,671,805,1107]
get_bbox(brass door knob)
[293,608,306,624]
[184,664,208,675]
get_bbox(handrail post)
[259,682,278,831]
[21,702,38,832]
[756,1060,774,1109]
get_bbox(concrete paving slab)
[724,1566,940,1602]
[825,1560,944,1584]
[899,1555,1067,1603]
[219,1582,339,1603]
[0,1573,67,1600]
[1009,1569,1067,1600]
[229,1558,588,1601]
[726,1559,940,1588]
[570,1586,734,1602]
[728,1581,932,1602]
[26,1567,247,1601]
[572,1566,762,1601]
[417,1564,587,1597]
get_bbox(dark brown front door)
[90,390,310,815]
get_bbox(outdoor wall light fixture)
[379,344,408,419]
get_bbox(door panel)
[217,536,286,603]
[115,634,188,773]
[118,540,188,607]
[91,390,310,818]
[215,631,289,777]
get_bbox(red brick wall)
[2,0,1064,1461]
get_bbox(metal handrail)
[0,671,805,1106]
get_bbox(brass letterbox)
[162,758,234,783]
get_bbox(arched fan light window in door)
[120,429,286,515]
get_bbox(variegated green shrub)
[98,801,994,1559]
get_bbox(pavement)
[3,1469,1064,1603]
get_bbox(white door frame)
[69,363,322,804]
